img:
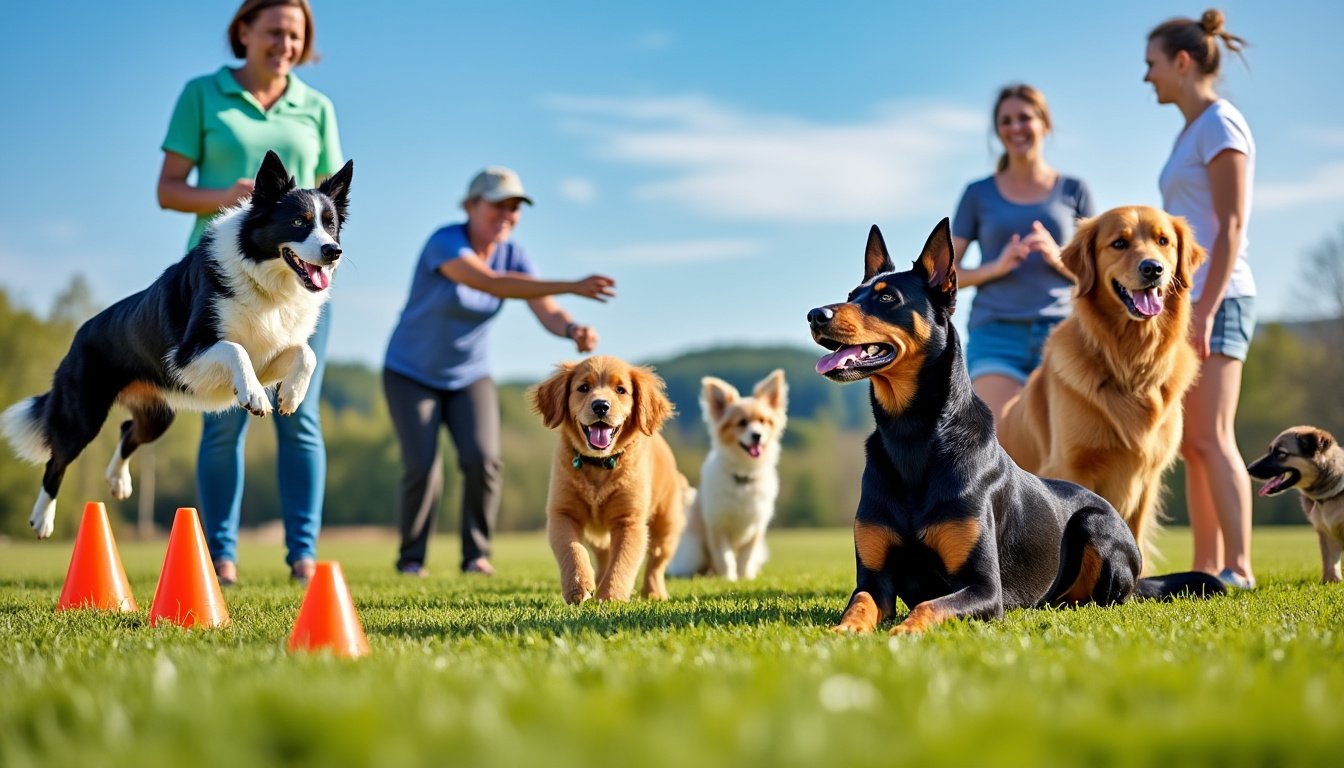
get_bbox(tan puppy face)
[1248,426,1338,496]
[702,370,788,459]
[1063,206,1206,322]
[529,355,673,456]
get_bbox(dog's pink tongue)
[1132,288,1163,317]
[588,425,613,450]
[305,263,332,290]
[816,345,863,374]
[1257,484,1274,498]
[746,444,763,458]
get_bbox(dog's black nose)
[321,243,343,263]
[747,431,762,445]
[591,399,610,417]
[807,306,834,326]
[1139,259,1164,282]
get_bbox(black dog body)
[2,150,353,538]
[809,220,1218,635]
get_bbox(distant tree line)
[2,226,1341,538]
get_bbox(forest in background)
[1,225,1341,539]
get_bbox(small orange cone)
[148,507,230,628]
[56,501,137,612]
[288,562,370,658]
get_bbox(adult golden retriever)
[999,205,1206,559]
[529,355,687,603]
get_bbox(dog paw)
[235,386,271,416]
[106,468,133,500]
[30,503,55,539]
[563,588,593,605]
[276,382,307,416]
[888,622,924,637]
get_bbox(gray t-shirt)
[952,175,1093,329]
[384,223,536,391]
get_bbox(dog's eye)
[879,293,896,303]
[1273,448,1287,459]
[1111,238,1128,250]
[577,383,590,393]
[739,418,748,427]
[615,386,627,395]
[1157,236,1170,246]
[292,218,305,228]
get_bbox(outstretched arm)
[439,255,615,302]
[528,296,599,353]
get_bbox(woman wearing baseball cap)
[383,167,615,577]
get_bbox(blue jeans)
[1209,295,1256,362]
[965,318,1061,384]
[199,308,330,567]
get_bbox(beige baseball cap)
[463,166,534,206]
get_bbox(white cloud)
[1258,161,1344,209]
[545,94,984,223]
[557,177,597,204]
[571,238,764,265]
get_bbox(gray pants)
[383,369,502,570]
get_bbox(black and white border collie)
[2,150,353,538]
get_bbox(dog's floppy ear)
[1298,427,1336,457]
[528,362,576,430]
[914,218,958,314]
[628,365,673,436]
[1061,215,1099,297]
[252,150,296,207]
[700,377,739,424]
[318,160,354,221]
[751,369,788,413]
[1170,213,1206,293]
[863,225,895,283]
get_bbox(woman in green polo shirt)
[156,0,341,586]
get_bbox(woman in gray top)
[951,84,1094,423]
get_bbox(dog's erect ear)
[252,150,296,207]
[914,218,958,313]
[629,365,673,436]
[1170,213,1206,293]
[863,225,895,283]
[318,160,354,220]
[700,377,739,424]
[1061,215,1098,297]
[528,362,575,430]
[752,369,788,413]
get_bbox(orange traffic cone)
[148,507,230,628]
[288,562,370,658]
[56,501,137,612]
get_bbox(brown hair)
[228,0,318,64]
[1148,8,1247,77]
[992,84,1052,172]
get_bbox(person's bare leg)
[1182,355,1253,583]
[972,374,1022,425]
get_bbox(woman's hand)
[223,178,256,207]
[1189,303,1215,361]
[569,324,599,353]
[570,275,616,302]
[1023,220,1066,273]
[988,234,1030,278]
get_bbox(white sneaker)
[1218,568,1256,590]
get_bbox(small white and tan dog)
[668,369,787,580]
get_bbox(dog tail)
[2,394,51,463]
[1134,572,1227,601]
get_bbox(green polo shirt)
[162,66,343,249]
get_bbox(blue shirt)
[952,175,1093,329]
[384,224,537,390]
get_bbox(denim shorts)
[1209,295,1256,362]
[965,318,1061,384]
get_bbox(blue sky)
[2,1,1342,383]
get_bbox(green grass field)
[2,525,1341,768]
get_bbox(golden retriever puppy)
[529,356,687,603]
[999,205,1206,559]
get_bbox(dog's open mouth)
[1257,469,1300,497]
[1112,280,1164,319]
[583,421,620,451]
[283,247,333,292]
[739,441,763,459]
[814,339,896,381]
